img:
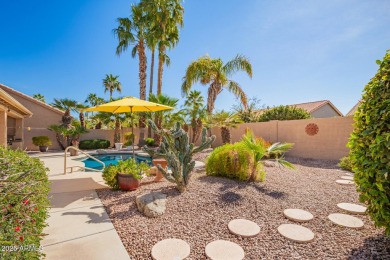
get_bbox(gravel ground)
[97,156,389,259]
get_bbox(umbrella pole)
[131,107,135,158]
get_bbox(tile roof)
[0,83,64,115]
[346,101,361,116]
[255,100,343,116]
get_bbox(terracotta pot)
[39,146,48,152]
[152,159,168,182]
[117,173,140,191]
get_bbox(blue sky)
[1,0,389,114]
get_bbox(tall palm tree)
[182,55,252,114]
[113,4,148,101]
[146,34,158,95]
[208,110,242,144]
[103,74,122,101]
[141,0,184,95]
[184,90,206,143]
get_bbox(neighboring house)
[290,100,343,118]
[257,100,343,118]
[346,101,361,117]
[0,83,64,150]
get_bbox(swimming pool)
[82,153,152,171]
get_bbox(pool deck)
[37,153,130,260]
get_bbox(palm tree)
[84,93,105,127]
[141,0,184,95]
[182,55,252,114]
[103,74,122,100]
[146,33,158,95]
[208,110,242,144]
[33,93,45,103]
[184,90,207,143]
[148,93,179,145]
[85,93,105,107]
[114,4,151,131]
[51,98,78,115]
[76,103,88,129]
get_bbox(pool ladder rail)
[64,146,105,174]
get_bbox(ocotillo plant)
[144,120,215,192]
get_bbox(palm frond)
[267,142,294,156]
[223,54,252,78]
[225,81,248,109]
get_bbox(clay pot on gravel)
[152,159,168,182]
[117,173,140,191]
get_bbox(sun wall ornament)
[305,123,319,136]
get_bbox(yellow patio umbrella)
[84,97,173,155]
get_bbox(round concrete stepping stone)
[277,224,315,243]
[283,209,314,222]
[337,203,367,214]
[340,176,354,180]
[205,240,244,260]
[328,213,364,229]
[151,238,190,260]
[336,180,354,185]
[228,219,260,237]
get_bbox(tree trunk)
[221,127,231,144]
[79,112,85,129]
[114,118,121,143]
[194,118,203,143]
[138,40,147,129]
[157,45,165,95]
[95,122,102,129]
[149,48,155,95]
[207,82,222,114]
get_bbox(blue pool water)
[82,153,152,170]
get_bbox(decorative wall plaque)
[305,123,319,136]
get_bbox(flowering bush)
[0,147,50,259]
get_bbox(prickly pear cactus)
[144,120,215,192]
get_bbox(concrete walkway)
[39,155,130,260]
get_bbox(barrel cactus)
[144,120,215,192]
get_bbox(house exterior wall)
[311,104,341,118]
[4,92,63,150]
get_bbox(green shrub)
[348,50,390,234]
[32,136,52,146]
[0,147,50,259]
[102,158,150,189]
[338,156,353,172]
[79,139,110,149]
[258,105,311,122]
[145,138,155,146]
[124,132,135,146]
[206,142,265,181]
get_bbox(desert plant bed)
[97,157,389,259]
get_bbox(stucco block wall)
[209,117,354,160]
[5,92,63,150]
[311,104,341,118]
[277,117,353,160]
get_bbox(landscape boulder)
[136,192,167,218]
